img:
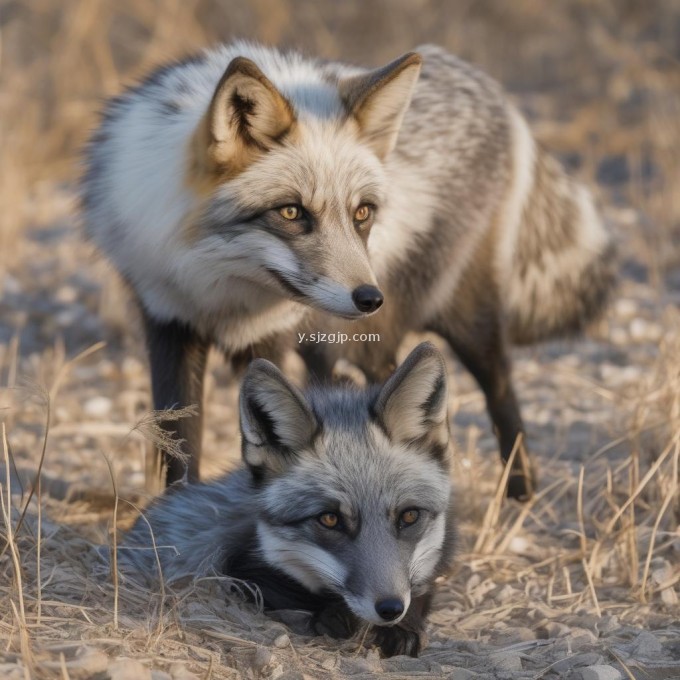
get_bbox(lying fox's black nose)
[375,598,404,621]
[352,285,384,314]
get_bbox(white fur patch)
[495,104,536,284]
[409,514,446,587]
[257,523,347,593]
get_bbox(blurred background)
[1,0,680,293]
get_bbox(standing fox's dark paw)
[505,444,536,502]
[372,625,423,657]
[506,472,533,502]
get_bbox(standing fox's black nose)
[375,598,404,621]
[352,285,384,314]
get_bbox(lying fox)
[117,343,456,658]
[81,42,615,498]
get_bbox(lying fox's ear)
[205,57,295,172]
[374,342,449,462]
[239,359,318,476]
[339,52,422,160]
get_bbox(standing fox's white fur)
[81,42,615,497]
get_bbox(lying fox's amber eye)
[354,204,372,222]
[279,205,301,220]
[318,512,339,529]
[400,509,420,526]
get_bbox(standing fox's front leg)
[142,310,210,488]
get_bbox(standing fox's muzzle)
[352,285,384,314]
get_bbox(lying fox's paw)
[372,625,425,658]
[311,603,359,640]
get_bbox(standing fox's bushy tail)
[497,108,616,345]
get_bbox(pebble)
[122,356,145,379]
[490,653,523,672]
[83,396,113,418]
[170,665,200,680]
[629,318,661,342]
[253,646,272,670]
[579,665,622,680]
[553,652,604,674]
[444,667,479,679]
[508,536,531,555]
[320,657,337,671]
[55,285,79,304]
[536,621,571,639]
[151,672,172,680]
[2,274,21,294]
[595,615,619,635]
[0,666,24,680]
[661,586,678,605]
[614,298,637,318]
[108,659,152,680]
[630,631,663,657]
[273,633,290,649]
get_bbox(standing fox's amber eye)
[399,509,420,527]
[279,205,301,220]
[318,512,339,529]
[354,204,371,222]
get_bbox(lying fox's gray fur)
[117,343,455,658]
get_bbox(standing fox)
[117,343,456,658]
[81,42,615,498]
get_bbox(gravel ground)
[1,2,680,677]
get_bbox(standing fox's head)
[189,47,422,319]
[239,342,454,626]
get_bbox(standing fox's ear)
[374,342,449,462]
[204,57,295,173]
[339,52,422,160]
[239,359,318,476]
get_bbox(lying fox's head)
[239,342,454,626]
[189,47,422,319]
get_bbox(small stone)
[595,615,619,636]
[83,396,113,418]
[55,285,79,304]
[273,633,290,649]
[170,665,199,680]
[320,657,337,671]
[629,318,661,342]
[151,672,172,680]
[630,631,663,657]
[508,536,531,555]
[553,653,604,674]
[253,646,272,670]
[445,667,479,679]
[661,586,678,606]
[579,665,622,680]
[536,621,571,639]
[490,653,522,672]
[614,299,637,318]
[122,356,145,379]
[66,647,109,676]
[569,627,599,648]
[108,659,152,680]
[609,328,628,345]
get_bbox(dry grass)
[1,0,680,677]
